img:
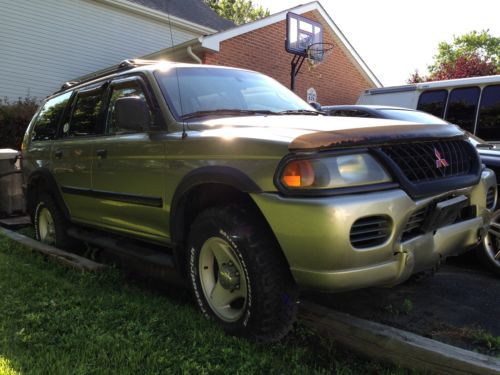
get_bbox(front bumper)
[252,169,496,292]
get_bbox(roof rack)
[57,59,161,92]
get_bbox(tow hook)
[477,227,486,244]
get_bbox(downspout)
[187,46,202,64]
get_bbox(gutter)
[187,46,202,64]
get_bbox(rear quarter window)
[31,91,72,141]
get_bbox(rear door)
[51,84,106,222]
[90,76,168,242]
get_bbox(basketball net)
[306,43,334,75]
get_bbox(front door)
[90,76,168,242]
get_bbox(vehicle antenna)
[165,1,187,139]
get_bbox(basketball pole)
[290,54,305,92]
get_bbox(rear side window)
[417,90,448,118]
[65,88,104,137]
[445,86,480,132]
[476,85,500,140]
[31,91,72,141]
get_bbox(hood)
[188,115,465,151]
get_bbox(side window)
[106,80,148,134]
[31,91,72,141]
[417,90,448,118]
[65,88,104,137]
[476,85,500,141]
[445,86,480,132]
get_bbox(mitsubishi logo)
[434,148,449,168]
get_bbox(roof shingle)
[127,0,234,31]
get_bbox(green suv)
[22,60,496,341]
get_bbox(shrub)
[0,97,39,150]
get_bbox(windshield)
[378,109,449,124]
[154,67,314,119]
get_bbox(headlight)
[279,153,392,190]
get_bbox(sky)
[252,0,500,86]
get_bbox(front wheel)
[480,209,500,276]
[187,206,298,342]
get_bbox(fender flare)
[26,168,70,219]
[170,166,262,243]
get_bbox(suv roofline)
[48,59,260,100]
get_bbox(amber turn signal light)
[281,160,315,188]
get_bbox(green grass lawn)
[0,234,409,374]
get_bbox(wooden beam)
[0,227,106,272]
[300,301,500,375]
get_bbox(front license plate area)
[421,195,470,233]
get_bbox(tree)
[429,30,500,74]
[407,69,425,84]
[407,30,500,82]
[205,0,270,25]
[430,52,498,81]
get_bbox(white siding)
[0,0,199,100]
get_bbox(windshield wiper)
[279,109,321,115]
[180,109,279,120]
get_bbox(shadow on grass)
[0,235,411,374]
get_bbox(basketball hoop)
[306,42,334,70]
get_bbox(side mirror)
[308,101,322,111]
[114,96,151,132]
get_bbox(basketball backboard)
[285,12,323,60]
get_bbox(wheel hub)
[218,262,240,291]
[198,236,248,322]
[38,207,55,245]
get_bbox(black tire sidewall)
[188,219,254,334]
[33,193,75,250]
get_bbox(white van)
[357,75,500,142]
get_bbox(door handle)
[96,149,107,159]
[54,149,63,159]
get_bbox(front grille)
[350,216,391,249]
[487,187,496,209]
[401,206,430,241]
[380,140,473,183]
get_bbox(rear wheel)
[34,193,82,251]
[480,209,500,276]
[187,206,298,342]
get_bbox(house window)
[476,85,500,140]
[445,87,480,132]
[417,90,448,118]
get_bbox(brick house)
[147,1,381,105]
